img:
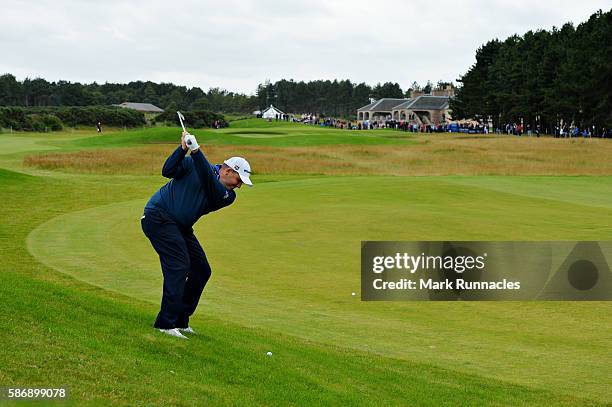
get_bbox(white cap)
[223,156,253,186]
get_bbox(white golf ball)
[266,351,272,356]
[351,292,356,296]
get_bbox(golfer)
[141,130,252,339]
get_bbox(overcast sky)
[1,0,609,94]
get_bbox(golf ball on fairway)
[352,292,356,296]
[266,352,272,356]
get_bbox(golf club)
[177,111,186,132]
[177,111,195,148]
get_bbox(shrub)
[26,114,64,131]
[0,106,145,131]
[154,110,228,128]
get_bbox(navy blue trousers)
[141,209,212,329]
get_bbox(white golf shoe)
[178,326,196,335]
[158,328,188,339]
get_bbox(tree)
[0,74,21,105]
[372,82,404,99]
[142,82,157,104]
[452,9,612,130]
[451,39,502,122]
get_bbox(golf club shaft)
[177,111,186,132]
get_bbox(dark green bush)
[26,114,63,131]
[0,107,28,130]
[154,110,228,128]
[51,106,145,127]
[0,106,145,131]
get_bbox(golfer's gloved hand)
[184,134,200,151]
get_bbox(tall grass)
[24,135,612,176]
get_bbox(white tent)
[261,104,285,119]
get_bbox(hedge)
[154,110,228,128]
[0,106,146,131]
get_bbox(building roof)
[358,96,450,114]
[262,104,285,115]
[357,100,378,111]
[392,99,413,109]
[358,98,410,112]
[117,102,164,113]
[405,96,449,110]
[371,98,409,112]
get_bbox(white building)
[261,104,285,119]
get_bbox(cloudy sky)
[0,0,609,94]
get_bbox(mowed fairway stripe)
[442,175,612,210]
[27,175,612,403]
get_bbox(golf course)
[1,120,611,405]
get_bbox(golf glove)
[184,134,200,151]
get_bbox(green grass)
[2,260,591,406]
[48,123,415,149]
[1,125,611,405]
[228,118,306,128]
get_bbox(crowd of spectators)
[553,124,610,138]
[496,123,610,138]
[263,113,611,138]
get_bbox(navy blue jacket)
[145,146,236,231]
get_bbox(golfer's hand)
[181,130,188,151]
[184,134,200,152]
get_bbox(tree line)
[254,80,451,118]
[0,76,257,114]
[0,73,450,119]
[451,9,611,131]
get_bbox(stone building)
[357,95,450,126]
[357,98,406,123]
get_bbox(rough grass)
[24,134,612,176]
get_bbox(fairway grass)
[27,175,612,402]
[2,125,612,405]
